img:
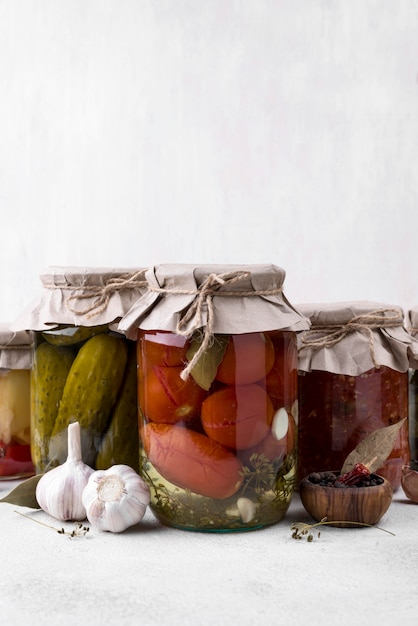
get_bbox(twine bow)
[175,271,250,380]
[300,308,404,368]
[65,270,147,318]
[147,269,283,380]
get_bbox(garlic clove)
[271,407,289,441]
[236,497,256,523]
[35,422,94,521]
[226,497,257,523]
[82,464,151,533]
[401,464,418,503]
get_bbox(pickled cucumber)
[31,342,76,472]
[96,342,139,471]
[48,333,128,466]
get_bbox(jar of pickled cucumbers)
[12,266,147,473]
[406,307,418,466]
[0,324,34,479]
[119,264,309,532]
[297,302,414,491]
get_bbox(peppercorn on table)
[0,479,417,626]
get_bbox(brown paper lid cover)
[119,263,310,337]
[0,323,33,369]
[297,301,416,375]
[406,307,418,365]
[12,266,147,331]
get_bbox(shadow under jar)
[119,263,309,532]
[297,302,412,491]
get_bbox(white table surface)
[1,478,417,626]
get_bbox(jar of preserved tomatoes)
[0,324,34,479]
[12,266,147,474]
[406,307,418,466]
[119,263,309,531]
[297,302,414,491]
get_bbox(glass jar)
[13,266,146,473]
[297,302,412,491]
[0,324,34,479]
[407,307,418,467]
[119,263,309,531]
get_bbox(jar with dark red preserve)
[297,302,414,491]
[0,324,34,479]
[119,264,309,532]
[406,307,418,466]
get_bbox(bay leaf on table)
[340,417,407,476]
[0,474,42,509]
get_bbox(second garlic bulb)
[82,464,150,533]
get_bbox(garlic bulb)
[82,464,150,533]
[36,421,94,521]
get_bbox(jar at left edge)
[12,266,147,474]
[119,263,310,532]
[406,306,418,467]
[0,323,34,479]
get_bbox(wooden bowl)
[299,472,393,528]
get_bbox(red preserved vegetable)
[141,365,207,424]
[0,441,34,477]
[264,333,298,410]
[201,384,274,450]
[298,366,409,490]
[142,422,244,499]
[215,333,275,385]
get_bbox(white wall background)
[1,0,418,320]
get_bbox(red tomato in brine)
[141,365,207,424]
[141,422,244,499]
[215,333,275,386]
[201,384,274,450]
[238,411,297,466]
[264,334,298,409]
[139,332,188,368]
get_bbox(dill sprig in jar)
[13,266,147,473]
[297,302,415,490]
[0,324,34,478]
[119,263,309,532]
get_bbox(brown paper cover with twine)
[12,266,148,331]
[119,263,310,338]
[0,324,33,369]
[297,301,418,376]
[406,307,418,365]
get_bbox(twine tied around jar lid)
[148,269,283,380]
[59,270,148,318]
[300,308,404,369]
